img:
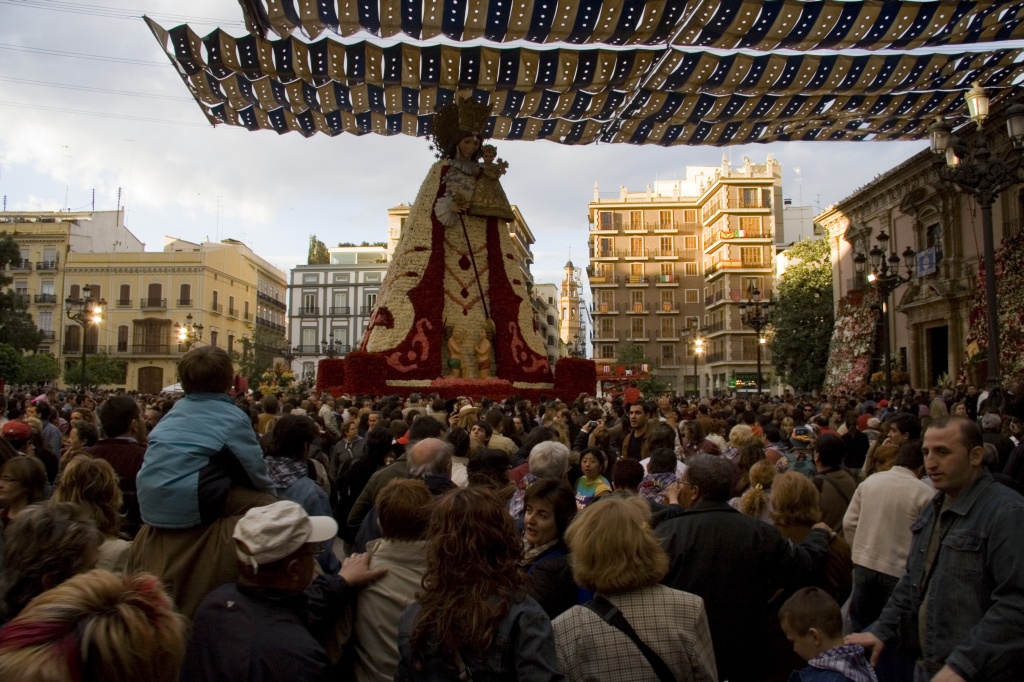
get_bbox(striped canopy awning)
[146,1,1024,145]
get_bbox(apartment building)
[0,209,143,356]
[588,157,782,394]
[287,245,388,379]
[62,237,287,393]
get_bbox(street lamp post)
[321,334,342,359]
[738,287,773,395]
[65,287,106,391]
[569,331,587,358]
[279,341,298,365]
[680,327,705,399]
[175,313,204,349]
[927,83,1024,389]
[853,232,915,397]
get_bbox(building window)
[660,263,674,276]
[661,344,675,364]
[64,325,80,351]
[365,272,381,282]
[212,290,219,307]
[740,216,761,234]
[302,292,316,311]
[630,318,645,339]
[742,337,758,361]
[119,284,131,305]
[741,188,759,208]
[38,311,52,332]
[684,262,699,276]
[660,318,674,338]
[146,283,162,307]
[661,291,673,307]
[302,274,318,284]
[600,318,615,335]
[660,236,672,253]
[117,325,129,352]
[631,290,644,311]
[683,209,697,223]
[179,283,191,306]
[630,237,644,257]
[599,344,614,358]
[227,335,234,355]
[629,211,643,230]
[209,330,219,348]
[742,277,763,293]
[301,327,316,351]
[659,210,672,228]
[684,236,697,250]
[630,263,644,276]
[244,301,250,318]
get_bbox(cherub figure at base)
[446,327,465,378]
[474,331,494,380]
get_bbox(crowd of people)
[0,352,1022,681]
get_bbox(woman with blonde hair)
[51,456,132,573]
[765,472,852,681]
[0,569,186,682]
[553,496,717,682]
[731,459,775,523]
[721,423,756,465]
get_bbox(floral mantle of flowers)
[823,288,880,395]
[959,232,1024,386]
[258,363,298,396]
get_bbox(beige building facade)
[1,209,144,357]
[62,237,287,393]
[817,112,1024,389]
[588,157,782,394]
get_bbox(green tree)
[233,325,282,385]
[0,343,24,384]
[616,342,647,365]
[21,353,60,385]
[769,238,834,393]
[0,233,44,351]
[63,354,127,389]
[307,235,329,265]
[639,375,672,396]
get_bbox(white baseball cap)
[233,501,337,570]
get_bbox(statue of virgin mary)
[360,98,553,387]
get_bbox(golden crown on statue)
[429,97,493,158]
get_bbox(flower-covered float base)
[317,354,595,402]
[822,288,880,396]
[959,232,1024,387]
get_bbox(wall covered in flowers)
[822,288,880,395]
[959,232,1024,386]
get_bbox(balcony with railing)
[329,306,351,315]
[706,258,766,276]
[704,227,772,250]
[227,307,238,318]
[14,293,29,305]
[211,303,224,315]
[255,316,286,333]
[625,275,651,286]
[707,321,726,333]
[588,274,620,286]
[141,298,167,310]
[116,298,132,307]
[626,302,652,313]
[177,298,192,307]
[33,294,57,304]
[40,330,55,341]
[653,274,680,285]
[592,330,620,341]
[243,312,253,321]
[10,259,31,271]
[360,305,375,314]
[591,302,619,314]
[257,291,288,311]
[35,260,58,271]
[655,301,680,313]
[706,352,725,363]
[298,306,320,316]
[64,342,99,354]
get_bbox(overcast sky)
[0,0,933,292]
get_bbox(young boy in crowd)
[779,587,878,682]
[136,346,275,529]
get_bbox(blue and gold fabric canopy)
[147,1,1024,145]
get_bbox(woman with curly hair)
[395,486,560,681]
[51,456,131,573]
[0,569,186,682]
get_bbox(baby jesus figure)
[468,144,514,221]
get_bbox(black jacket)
[656,501,830,682]
[180,575,355,682]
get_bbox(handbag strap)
[584,596,676,682]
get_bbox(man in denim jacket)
[847,416,1024,681]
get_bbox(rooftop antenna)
[794,167,803,206]
[116,187,122,213]
[91,189,95,212]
